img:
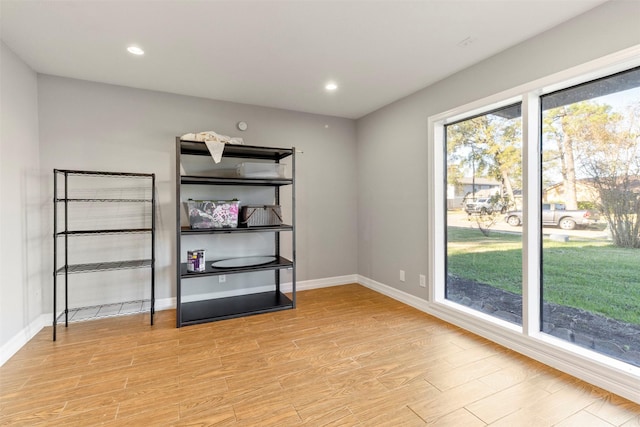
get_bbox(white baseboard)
[282,274,357,293]
[357,275,431,312]
[356,274,640,405]
[139,275,357,311]
[0,275,356,367]
[0,314,50,367]
[155,297,175,311]
[4,275,637,403]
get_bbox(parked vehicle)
[464,197,505,215]
[504,203,600,230]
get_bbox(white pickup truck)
[463,197,505,215]
[504,203,600,230]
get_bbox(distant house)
[447,177,501,210]
[543,180,599,205]
[543,177,640,207]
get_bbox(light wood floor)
[1,284,639,426]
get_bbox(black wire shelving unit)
[53,169,155,341]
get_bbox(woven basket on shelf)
[240,205,282,227]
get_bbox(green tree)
[578,102,640,248]
[543,104,591,210]
[545,100,640,248]
[447,112,522,209]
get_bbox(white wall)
[37,76,358,311]
[355,1,640,402]
[0,42,44,361]
[3,0,635,372]
[356,0,640,296]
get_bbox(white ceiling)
[1,0,608,119]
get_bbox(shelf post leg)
[53,170,58,341]
[64,171,69,327]
[151,173,156,325]
[292,147,297,307]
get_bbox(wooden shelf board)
[180,175,292,186]
[180,256,292,278]
[181,224,293,235]
[180,291,293,325]
[179,142,293,160]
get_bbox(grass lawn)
[447,227,640,325]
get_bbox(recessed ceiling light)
[127,46,144,55]
[325,82,338,91]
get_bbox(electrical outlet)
[400,270,405,282]
[219,275,226,283]
[419,274,426,288]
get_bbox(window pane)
[445,103,523,325]
[541,67,640,367]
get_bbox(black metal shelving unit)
[53,169,155,341]
[176,138,296,327]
